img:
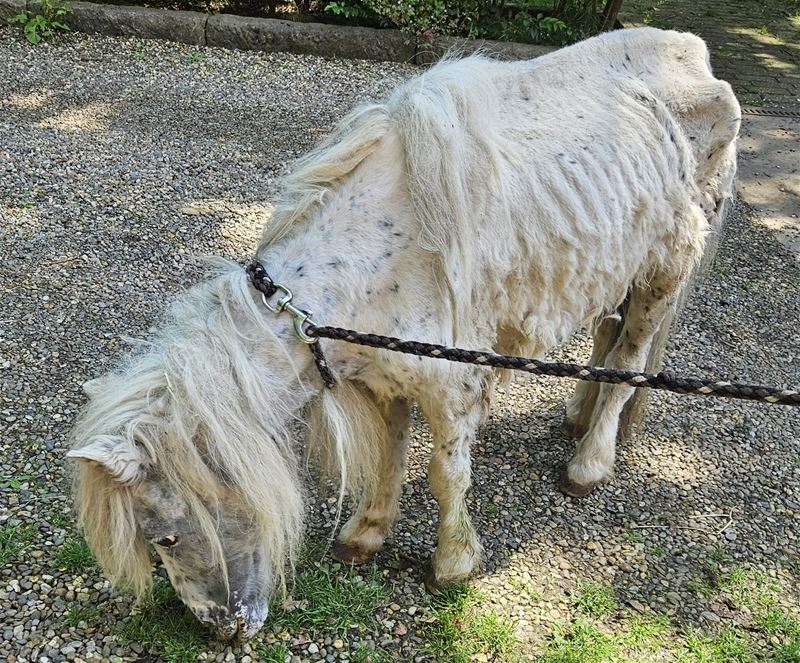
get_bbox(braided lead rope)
[245,261,799,405]
[306,325,800,407]
[247,261,337,387]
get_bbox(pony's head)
[67,269,307,640]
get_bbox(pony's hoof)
[561,418,588,439]
[560,474,597,497]
[423,567,467,594]
[332,540,375,565]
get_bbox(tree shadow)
[620,0,799,108]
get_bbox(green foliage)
[321,0,601,45]
[11,0,71,44]
[425,584,521,662]
[54,538,97,574]
[325,1,373,19]
[114,579,208,663]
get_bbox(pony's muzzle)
[213,602,268,641]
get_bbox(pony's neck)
[255,132,414,368]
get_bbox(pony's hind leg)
[562,269,684,497]
[419,374,484,591]
[334,397,411,565]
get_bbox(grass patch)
[61,604,104,629]
[255,642,290,662]
[425,584,521,663]
[48,511,71,528]
[620,615,670,654]
[54,538,96,574]
[0,524,36,564]
[114,578,208,663]
[718,565,778,611]
[540,618,618,663]
[573,583,617,618]
[350,642,392,662]
[680,625,755,663]
[267,556,387,633]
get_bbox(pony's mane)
[258,55,515,340]
[258,103,393,250]
[70,263,307,598]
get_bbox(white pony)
[68,27,739,639]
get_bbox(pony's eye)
[154,534,179,548]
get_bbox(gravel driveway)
[1,28,798,663]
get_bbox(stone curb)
[2,0,557,63]
[0,0,25,23]
[65,1,206,45]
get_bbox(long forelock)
[71,264,306,598]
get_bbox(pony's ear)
[82,377,109,398]
[66,437,148,485]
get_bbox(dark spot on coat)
[390,283,400,293]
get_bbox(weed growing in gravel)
[509,578,543,601]
[254,642,289,662]
[573,582,617,618]
[267,551,387,633]
[11,0,70,44]
[114,578,207,663]
[0,473,33,490]
[184,52,207,64]
[712,260,731,276]
[54,537,96,573]
[48,511,71,529]
[622,530,642,544]
[425,584,521,663]
[0,524,36,565]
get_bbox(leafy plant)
[11,0,71,44]
[325,1,371,19]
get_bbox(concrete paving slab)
[737,114,800,261]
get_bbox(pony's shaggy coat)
[70,27,739,630]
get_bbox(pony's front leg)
[420,381,484,591]
[334,397,411,565]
